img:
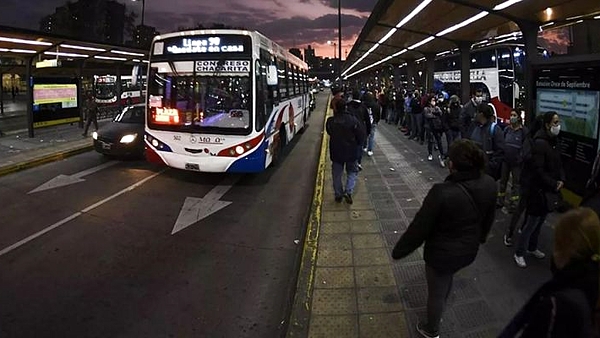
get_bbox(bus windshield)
[147,67,252,134]
[95,83,115,100]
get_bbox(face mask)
[474,97,483,104]
[510,117,518,124]
[550,125,561,136]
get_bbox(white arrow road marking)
[172,175,242,235]
[28,161,119,194]
[0,170,164,258]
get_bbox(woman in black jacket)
[514,111,565,268]
[501,207,600,338]
[392,139,497,338]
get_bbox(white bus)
[144,30,311,173]
[94,75,146,106]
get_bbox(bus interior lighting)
[0,36,52,46]
[60,44,106,52]
[493,0,522,11]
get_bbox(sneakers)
[416,322,439,338]
[335,196,343,203]
[503,234,513,247]
[363,147,368,152]
[528,249,546,259]
[427,154,433,161]
[438,155,445,168]
[344,193,353,204]
[367,151,373,156]
[514,254,527,268]
[357,163,363,171]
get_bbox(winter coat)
[503,126,528,165]
[525,129,565,216]
[470,121,505,180]
[326,112,364,163]
[500,259,599,338]
[460,100,477,138]
[423,106,444,131]
[364,98,381,125]
[392,170,497,273]
[445,104,461,131]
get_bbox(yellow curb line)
[0,144,93,177]
[286,95,331,337]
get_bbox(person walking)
[82,93,98,137]
[325,99,365,204]
[392,139,497,338]
[363,91,381,157]
[501,207,600,337]
[514,111,565,268]
[423,95,446,167]
[346,90,371,171]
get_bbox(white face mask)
[474,97,483,104]
[550,125,561,136]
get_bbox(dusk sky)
[0,0,375,60]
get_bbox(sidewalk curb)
[0,143,93,177]
[285,96,331,337]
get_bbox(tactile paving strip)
[391,263,426,285]
[452,300,496,330]
[380,220,407,232]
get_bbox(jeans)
[499,162,522,197]
[426,129,445,157]
[424,265,454,334]
[515,213,546,257]
[386,108,395,124]
[332,161,358,197]
[411,114,423,140]
[356,145,364,164]
[445,129,461,152]
[367,123,377,152]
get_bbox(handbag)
[544,190,562,212]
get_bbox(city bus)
[433,44,547,122]
[144,29,311,173]
[94,75,146,106]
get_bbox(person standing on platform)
[346,90,371,171]
[82,93,98,137]
[363,90,381,157]
[330,87,343,111]
[470,103,505,181]
[460,89,483,140]
[325,99,364,204]
[392,139,497,338]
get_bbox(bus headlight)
[120,133,137,143]
[235,145,245,155]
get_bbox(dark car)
[93,104,145,158]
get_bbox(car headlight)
[120,133,138,144]
[92,131,98,140]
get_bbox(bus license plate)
[185,163,200,171]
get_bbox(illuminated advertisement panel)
[534,65,600,195]
[32,78,80,128]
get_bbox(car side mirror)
[267,65,278,86]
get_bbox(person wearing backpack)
[469,103,505,181]
[498,110,529,210]
[346,90,371,171]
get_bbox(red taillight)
[217,134,264,157]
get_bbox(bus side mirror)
[267,65,278,86]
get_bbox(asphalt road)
[0,93,328,338]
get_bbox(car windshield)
[114,106,145,124]
[147,62,252,134]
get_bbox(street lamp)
[131,0,146,26]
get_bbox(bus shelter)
[0,25,149,137]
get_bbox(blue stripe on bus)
[226,141,268,173]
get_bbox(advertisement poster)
[534,65,600,195]
[32,78,80,128]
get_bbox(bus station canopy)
[0,25,148,68]
[343,0,600,78]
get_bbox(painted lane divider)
[0,170,165,258]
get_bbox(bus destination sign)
[195,60,250,74]
[159,35,251,55]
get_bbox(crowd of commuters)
[325,85,599,337]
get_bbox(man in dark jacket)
[363,91,381,157]
[326,99,364,204]
[346,90,371,170]
[470,103,505,181]
[392,139,497,338]
[460,89,483,139]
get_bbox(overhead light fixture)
[540,22,554,28]
[111,49,145,57]
[493,0,522,11]
[60,44,105,52]
[595,15,600,20]
[392,49,408,57]
[0,36,52,46]
[416,57,426,63]
[575,19,584,24]
[566,15,583,21]
[10,49,37,54]
[408,36,435,50]
[395,0,432,29]
[45,51,88,58]
[436,11,489,37]
[545,8,553,16]
[132,59,141,62]
[342,0,432,76]
[0,48,8,52]
[95,55,127,61]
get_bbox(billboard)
[32,78,80,128]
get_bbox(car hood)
[97,123,144,141]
